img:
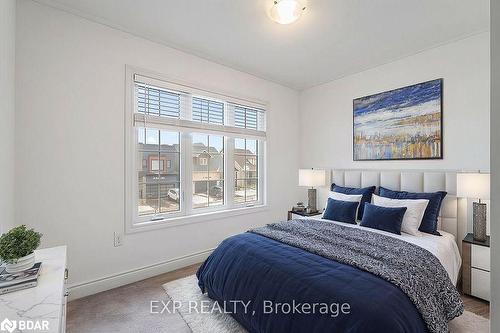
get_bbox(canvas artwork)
[353,79,443,160]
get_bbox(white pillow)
[323,192,363,220]
[372,194,429,236]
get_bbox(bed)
[197,170,465,333]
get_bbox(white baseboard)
[67,248,214,301]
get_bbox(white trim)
[134,113,267,139]
[124,66,135,234]
[67,248,214,300]
[127,205,268,234]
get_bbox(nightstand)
[287,210,323,220]
[462,233,490,301]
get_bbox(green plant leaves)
[0,225,42,264]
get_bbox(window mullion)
[226,137,235,209]
[244,140,248,203]
[146,86,150,116]
[258,140,265,205]
[206,135,210,207]
[244,109,247,128]
[157,147,161,215]
[181,93,192,121]
[182,132,193,216]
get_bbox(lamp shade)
[457,173,490,199]
[299,169,326,187]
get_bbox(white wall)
[298,33,490,235]
[0,0,16,234]
[490,0,499,324]
[299,33,490,175]
[16,0,300,298]
[298,33,491,239]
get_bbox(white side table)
[0,246,68,332]
[462,233,490,301]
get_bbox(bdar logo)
[0,318,16,333]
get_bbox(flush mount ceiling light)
[269,0,307,25]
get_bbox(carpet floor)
[66,266,199,333]
[164,275,490,333]
[67,264,489,333]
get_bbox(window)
[192,97,224,124]
[137,128,180,217]
[192,134,224,209]
[234,138,259,203]
[136,83,180,118]
[198,157,208,166]
[126,70,266,229]
[234,106,257,129]
[150,159,164,172]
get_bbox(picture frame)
[353,79,443,161]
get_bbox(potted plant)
[0,225,42,273]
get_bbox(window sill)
[126,205,268,234]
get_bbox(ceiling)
[34,0,489,90]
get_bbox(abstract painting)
[353,79,443,160]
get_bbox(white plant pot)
[5,252,36,273]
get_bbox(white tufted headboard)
[327,169,467,244]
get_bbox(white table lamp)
[457,173,490,242]
[299,169,326,213]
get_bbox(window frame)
[125,66,267,233]
[189,133,226,214]
[232,138,262,207]
[135,127,185,222]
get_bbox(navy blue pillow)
[331,184,376,220]
[378,187,447,235]
[323,198,359,224]
[360,203,407,235]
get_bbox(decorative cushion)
[379,187,447,235]
[323,192,363,220]
[331,184,376,220]
[322,198,359,224]
[360,203,407,235]
[372,194,429,236]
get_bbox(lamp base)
[473,202,487,242]
[307,188,318,213]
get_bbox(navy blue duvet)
[197,232,428,333]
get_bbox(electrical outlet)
[114,232,123,247]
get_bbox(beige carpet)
[67,274,191,333]
[164,275,490,333]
